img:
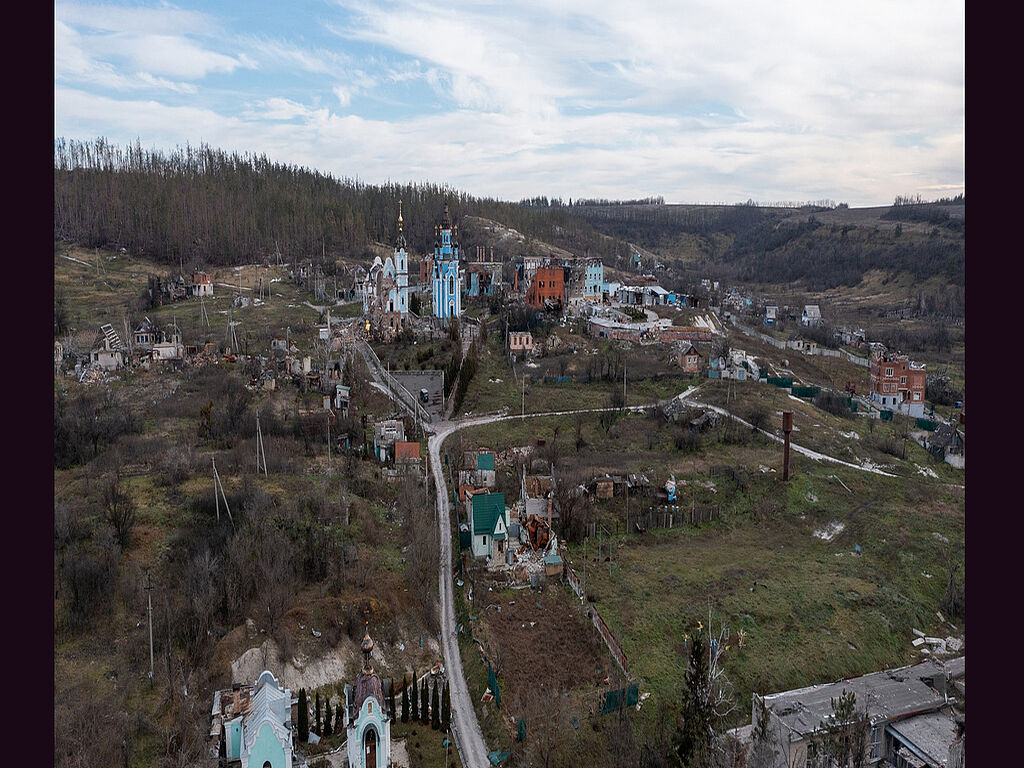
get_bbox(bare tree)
[103,468,136,548]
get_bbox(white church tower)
[394,200,409,317]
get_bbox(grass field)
[452,404,964,740]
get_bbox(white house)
[469,492,510,559]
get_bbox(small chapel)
[344,629,393,768]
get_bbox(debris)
[912,638,926,647]
[932,532,950,544]
[922,572,933,579]
[912,628,925,638]
[806,492,818,502]
[311,628,322,638]
[946,637,963,652]
[813,522,845,541]
[936,611,945,623]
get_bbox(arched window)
[263,762,272,768]
[449,275,455,295]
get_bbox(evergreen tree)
[421,677,430,724]
[441,681,451,731]
[323,699,333,737]
[336,702,343,734]
[402,681,410,723]
[411,673,419,721]
[813,689,870,768]
[676,631,713,767]
[297,688,309,743]
[388,679,397,721]
[431,678,440,729]
[315,691,322,734]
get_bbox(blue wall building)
[432,204,462,319]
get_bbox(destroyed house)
[90,324,125,370]
[459,451,496,488]
[469,492,509,559]
[927,425,964,469]
[373,419,406,462]
[752,657,964,768]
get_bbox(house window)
[913,392,921,400]
[482,536,488,547]
[885,368,894,377]
[900,376,906,385]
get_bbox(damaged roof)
[762,657,963,739]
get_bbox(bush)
[813,390,853,418]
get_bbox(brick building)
[526,266,565,310]
[869,351,927,417]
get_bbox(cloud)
[55,1,964,206]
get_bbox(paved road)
[384,378,951,766]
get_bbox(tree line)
[54,137,633,269]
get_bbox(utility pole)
[212,457,234,528]
[256,409,268,476]
[623,361,626,407]
[145,568,154,684]
[522,373,526,417]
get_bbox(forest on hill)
[54,138,632,268]
[567,201,965,298]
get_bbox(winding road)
[361,354,948,765]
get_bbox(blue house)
[432,204,462,319]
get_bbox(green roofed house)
[469,492,509,559]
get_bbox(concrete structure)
[750,657,964,768]
[432,204,462,320]
[344,631,393,768]
[469,492,509,559]
[583,259,604,300]
[869,352,927,417]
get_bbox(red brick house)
[676,342,703,373]
[526,266,565,310]
[869,351,926,417]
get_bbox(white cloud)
[55,1,964,206]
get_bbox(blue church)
[431,203,462,320]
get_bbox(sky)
[54,1,964,207]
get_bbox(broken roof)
[762,657,962,739]
[887,710,959,767]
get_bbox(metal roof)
[471,492,506,536]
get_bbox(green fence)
[880,410,893,421]
[915,418,939,431]
[792,386,821,398]
[766,377,794,388]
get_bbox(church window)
[368,702,373,714]
[449,275,455,294]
